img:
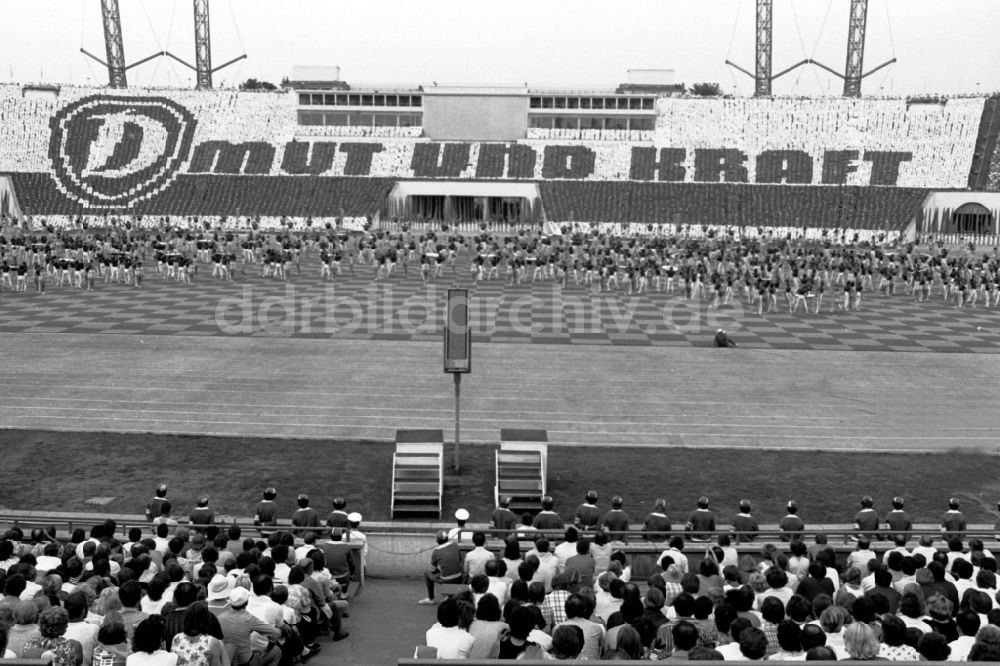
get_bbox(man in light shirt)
[425,598,475,659]
[525,538,559,591]
[463,532,494,580]
[552,527,579,572]
[950,610,980,662]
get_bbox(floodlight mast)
[843,0,868,96]
[810,0,897,97]
[725,0,809,98]
[755,0,773,97]
[100,0,127,88]
[80,0,164,88]
[164,0,247,89]
[194,0,213,89]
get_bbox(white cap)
[228,587,250,607]
[455,508,470,521]
[347,512,362,523]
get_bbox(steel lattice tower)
[843,0,869,97]
[194,0,213,89]
[755,0,773,97]
[100,0,127,88]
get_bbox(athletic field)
[0,258,998,451]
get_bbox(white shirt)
[768,650,806,661]
[658,547,688,575]
[847,550,877,573]
[464,547,494,579]
[823,630,850,660]
[950,634,976,662]
[347,529,368,567]
[913,545,938,564]
[527,628,552,650]
[947,551,972,567]
[716,641,746,660]
[246,594,283,629]
[64,620,99,666]
[486,577,510,605]
[35,555,62,572]
[531,552,559,591]
[126,650,178,666]
[19,582,41,601]
[787,555,810,580]
[954,578,976,601]
[553,542,577,570]
[594,589,622,623]
[825,567,841,593]
[246,593,284,653]
[425,624,475,659]
[75,538,100,560]
[140,596,168,615]
[893,574,917,594]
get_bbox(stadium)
[2,0,1000,662]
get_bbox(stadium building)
[1,64,999,240]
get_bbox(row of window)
[297,111,423,127]
[528,115,655,131]
[529,96,655,110]
[298,93,423,107]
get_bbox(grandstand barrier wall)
[1,510,995,579]
[0,84,990,218]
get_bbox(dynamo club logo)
[48,95,197,208]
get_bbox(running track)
[1,263,999,451]
[2,332,999,452]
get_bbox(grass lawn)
[2,429,998,527]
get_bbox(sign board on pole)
[444,288,471,373]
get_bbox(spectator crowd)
[0,498,363,666]
[415,493,1000,661]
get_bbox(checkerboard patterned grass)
[2,258,998,353]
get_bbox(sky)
[1,0,998,96]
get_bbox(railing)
[1,510,995,544]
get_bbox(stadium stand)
[0,84,996,236]
[653,97,986,189]
[8,173,394,219]
[538,181,930,229]
[967,95,1000,191]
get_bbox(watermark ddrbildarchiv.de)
[214,284,746,337]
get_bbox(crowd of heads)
[0,503,363,666]
[421,512,1000,661]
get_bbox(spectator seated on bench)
[418,531,464,605]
